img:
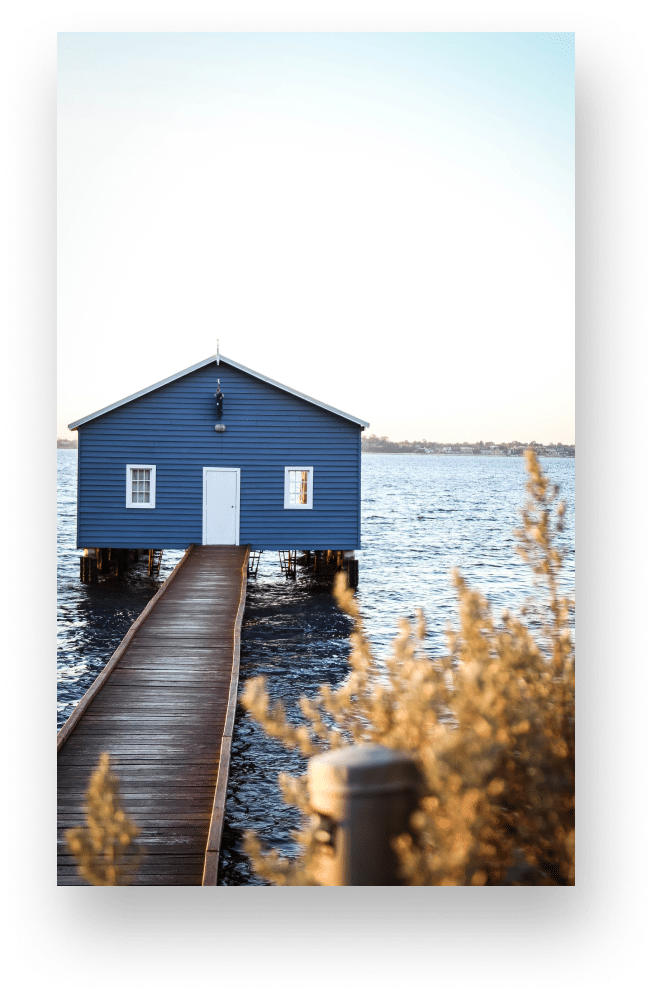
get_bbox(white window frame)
[126,464,156,509]
[284,466,313,509]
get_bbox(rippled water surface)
[57,450,574,885]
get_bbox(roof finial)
[216,339,219,366]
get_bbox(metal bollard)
[307,744,421,886]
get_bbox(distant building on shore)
[358,434,575,458]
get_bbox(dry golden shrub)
[65,752,142,886]
[241,450,574,886]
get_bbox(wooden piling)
[79,555,98,584]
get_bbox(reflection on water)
[219,561,353,885]
[57,450,575,885]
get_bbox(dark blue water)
[57,450,575,885]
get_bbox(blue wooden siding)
[76,362,362,551]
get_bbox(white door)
[203,468,240,544]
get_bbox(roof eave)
[68,354,369,430]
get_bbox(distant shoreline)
[363,451,575,458]
[362,434,574,457]
[58,439,575,456]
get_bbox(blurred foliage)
[65,752,142,886]
[241,450,574,886]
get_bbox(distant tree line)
[57,432,574,456]
[362,434,575,456]
[362,435,434,453]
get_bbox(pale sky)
[58,32,574,443]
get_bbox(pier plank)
[57,544,249,886]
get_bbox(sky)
[58,32,574,443]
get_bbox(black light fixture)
[214,378,225,431]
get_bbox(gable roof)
[68,353,370,430]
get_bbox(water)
[57,450,186,729]
[57,449,575,885]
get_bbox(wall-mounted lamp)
[215,423,226,433]
[215,378,224,419]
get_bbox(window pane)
[130,467,152,504]
[287,469,309,506]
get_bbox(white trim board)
[68,354,369,430]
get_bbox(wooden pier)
[57,544,249,886]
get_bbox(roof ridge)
[68,353,369,430]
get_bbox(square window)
[126,465,156,508]
[284,467,313,509]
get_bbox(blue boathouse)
[69,353,369,556]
